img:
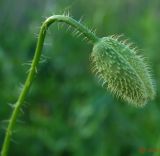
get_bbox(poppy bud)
[91,36,155,106]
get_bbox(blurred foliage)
[0,0,160,156]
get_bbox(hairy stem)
[1,15,99,156]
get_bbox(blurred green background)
[0,0,160,156]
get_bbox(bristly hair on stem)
[0,14,156,156]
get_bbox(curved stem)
[1,15,99,156]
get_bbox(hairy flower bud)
[91,36,155,107]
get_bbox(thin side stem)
[1,15,99,156]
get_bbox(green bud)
[91,36,155,107]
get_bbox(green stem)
[1,15,98,156]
